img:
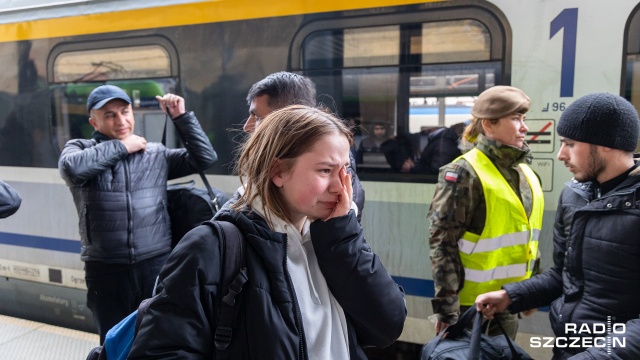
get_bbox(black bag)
[162,110,229,248]
[86,220,247,360]
[420,306,533,360]
[167,177,229,248]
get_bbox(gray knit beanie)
[557,93,639,151]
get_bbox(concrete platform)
[0,314,98,360]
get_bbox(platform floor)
[0,314,98,360]
[0,312,554,359]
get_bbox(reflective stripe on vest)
[457,148,544,306]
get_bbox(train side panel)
[0,1,638,357]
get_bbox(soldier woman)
[428,86,543,339]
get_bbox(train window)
[294,10,506,180]
[53,45,171,82]
[420,20,490,63]
[47,39,179,153]
[304,26,400,69]
[344,26,400,67]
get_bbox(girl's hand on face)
[324,166,353,221]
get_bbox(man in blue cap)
[58,85,217,344]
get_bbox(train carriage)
[1,0,640,357]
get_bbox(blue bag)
[105,307,142,360]
[85,220,246,360]
[85,299,149,360]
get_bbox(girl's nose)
[328,172,343,194]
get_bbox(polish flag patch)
[444,171,459,183]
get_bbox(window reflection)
[53,45,171,82]
[301,18,502,177]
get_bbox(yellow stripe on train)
[0,0,444,43]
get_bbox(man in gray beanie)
[557,92,639,153]
[476,92,640,359]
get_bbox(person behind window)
[129,105,406,359]
[359,121,389,153]
[357,121,393,170]
[428,86,543,339]
[0,180,21,218]
[401,122,466,175]
[58,85,217,344]
[477,93,640,359]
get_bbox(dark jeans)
[85,253,169,344]
[459,305,519,340]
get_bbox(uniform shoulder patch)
[444,171,460,183]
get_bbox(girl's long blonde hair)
[231,105,353,225]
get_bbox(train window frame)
[289,3,511,183]
[47,36,179,82]
[623,3,640,152]
[47,36,180,151]
[52,45,172,83]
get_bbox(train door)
[288,2,513,350]
[47,36,180,151]
[291,5,509,178]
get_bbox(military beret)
[471,86,530,120]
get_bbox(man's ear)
[88,117,98,131]
[270,159,287,188]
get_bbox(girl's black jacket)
[129,207,406,359]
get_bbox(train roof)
[0,0,206,24]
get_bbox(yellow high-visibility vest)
[457,148,544,306]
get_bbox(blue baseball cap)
[86,85,132,113]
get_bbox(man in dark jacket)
[401,122,465,175]
[241,71,366,221]
[58,85,217,344]
[476,93,640,359]
[0,180,21,218]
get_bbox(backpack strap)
[135,298,152,335]
[204,220,248,359]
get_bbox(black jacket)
[411,126,462,175]
[128,208,406,359]
[504,166,640,359]
[0,180,21,218]
[58,111,217,264]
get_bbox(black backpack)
[86,220,247,360]
[162,109,230,249]
[167,179,230,248]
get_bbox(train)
[0,0,639,357]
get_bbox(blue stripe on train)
[0,232,437,297]
[0,232,79,253]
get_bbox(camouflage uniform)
[428,134,538,337]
